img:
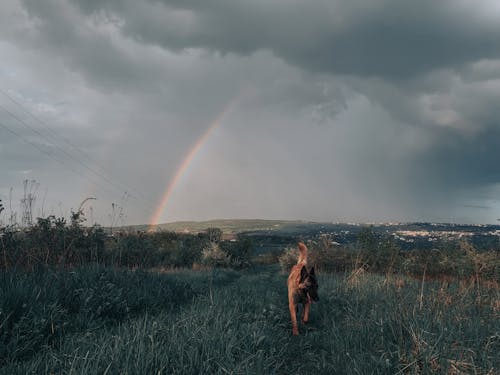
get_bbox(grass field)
[1,266,499,374]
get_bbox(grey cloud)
[18,0,161,93]
[16,1,332,117]
[66,0,500,79]
[421,126,500,188]
[342,74,500,199]
[18,0,500,130]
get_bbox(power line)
[0,104,134,198]
[0,119,154,218]
[0,89,154,205]
[0,119,120,202]
[0,119,84,174]
[0,89,92,158]
[0,100,157,214]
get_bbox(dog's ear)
[309,267,315,276]
[300,266,308,281]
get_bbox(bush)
[357,227,401,274]
[220,236,253,268]
[0,214,106,269]
[278,246,299,273]
[201,242,230,268]
[403,240,500,281]
[278,239,357,274]
[0,217,216,270]
[309,237,357,273]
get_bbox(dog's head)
[300,266,319,302]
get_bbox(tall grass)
[279,237,500,283]
[1,266,498,374]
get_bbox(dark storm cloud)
[67,0,500,79]
[422,126,500,187]
[17,0,163,93]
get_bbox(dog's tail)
[297,242,308,265]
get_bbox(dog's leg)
[302,302,310,324]
[289,300,299,335]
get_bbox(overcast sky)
[1,0,500,226]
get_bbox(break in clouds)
[1,0,500,225]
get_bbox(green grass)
[1,266,498,374]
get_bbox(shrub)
[309,237,357,273]
[278,239,357,274]
[357,227,401,274]
[278,246,302,273]
[220,236,253,268]
[201,242,230,268]
[1,218,231,270]
[402,240,500,281]
[0,214,106,269]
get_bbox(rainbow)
[148,108,230,231]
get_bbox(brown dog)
[287,242,319,335]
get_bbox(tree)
[205,227,223,243]
[358,226,377,252]
[201,242,230,268]
[221,235,253,268]
[357,226,400,273]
